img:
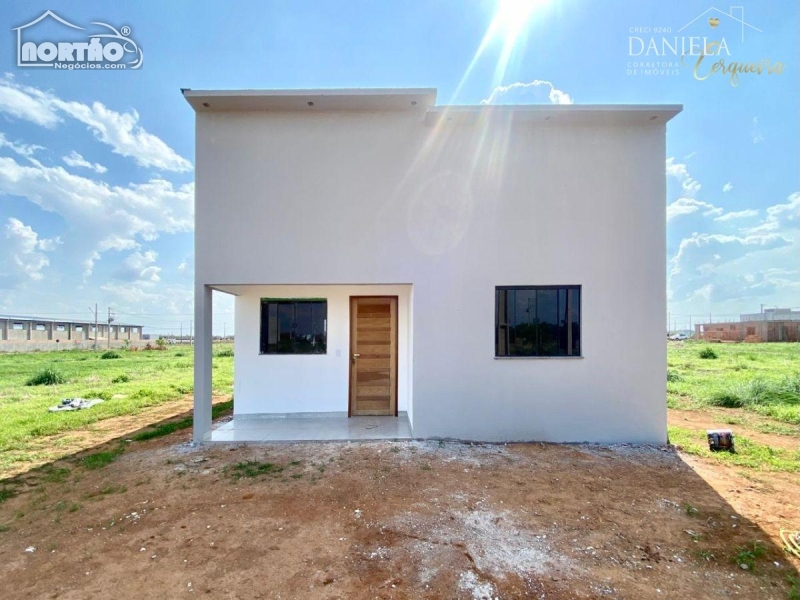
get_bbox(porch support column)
[193,284,213,442]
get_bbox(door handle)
[352,353,360,363]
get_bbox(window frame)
[259,298,328,355]
[495,285,582,359]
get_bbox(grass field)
[668,341,799,423]
[667,341,799,473]
[0,345,233,474]
[0,341,796,478]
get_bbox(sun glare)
[450,0,547,103]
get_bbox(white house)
[184,88,681,444]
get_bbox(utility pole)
[190,320,193,346]
[107,307,115,349]
[180,322,183,344]
[89,304,98,350]
[223,322,226,340]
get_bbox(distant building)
[695,316,800,343]
[0,315,144,351]
[739,308,800,322]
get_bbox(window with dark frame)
[260,299,327,355]
[495,286,581,357]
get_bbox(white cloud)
[99,280,193,318]
[751,117,764,144]
[668,192,798,307]
[0,132,42,158]
[0,76,191,172]
[480,80,573,105]
[62,150,107,174]
[0,218,59,287]
[667,198,722,220]
[741,192,799,236]
[722,182,733,193]
[665,157,701,196]
[0,75,60,127]
[55,100,192,172]
[0,155,193,279]
[117,250,161,283]
[714,209,758,222]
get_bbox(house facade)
[186,88,680,444]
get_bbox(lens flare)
[450,0,546,103]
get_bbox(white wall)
[232,285,412,416]
[196,108,668,443]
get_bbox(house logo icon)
[677,6,762,43]
[13,10,143,70]
[625,4,782,85]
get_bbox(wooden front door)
[349,296,398,416]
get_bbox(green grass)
[731,540,766,571]
[228,460,283,479]
[132,417,193,441]
[0,487,17,504]
[100,351,121,360]
[132,400,233,441]
[668,426,799,473]
[26,366,67,386]
[698,346,718,359]
[40,465,71,483]
[788,575,800,600]
[0,345,234,474]
[81,446,125,470]
[668,342,799,424]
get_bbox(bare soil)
[1,419,798,599]
[669,407,799,452]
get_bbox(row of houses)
[0,316,144,351]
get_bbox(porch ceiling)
[208,283,413,296]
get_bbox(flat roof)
[425,104,683,124]
[182,88,437,112]
[0,315,143,327]
[182,88,682,122]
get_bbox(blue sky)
[0,0,797,335]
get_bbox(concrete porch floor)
[208,412,412,443]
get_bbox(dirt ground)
[1,415,798,599]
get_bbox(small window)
[56,325,65,331]
[260,299,327,354]
[496,286,581,357]
[75,326,83,332]
[12,323,24,330]
[35,324,46,331]
[121,327,127,332]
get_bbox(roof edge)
[427,104,683,123]
[182,88,438,113]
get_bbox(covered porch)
[193,283,414,443]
